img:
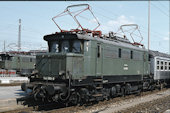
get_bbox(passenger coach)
[149,50,170,86]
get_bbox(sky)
[0,1,169,53]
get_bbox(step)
[95,86,103,89]
[92,94,103,97]
[93,79,103,82]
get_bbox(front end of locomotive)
[19,33,84,103]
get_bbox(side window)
[61,41,70,53]
[130,51,133,59]
[157,60,160,70]
[119,48,121,58]
[72,40,82,53]
[165,62,167,70]
[97,44,101,58]
[169,62,170,70]
[161,61,164,70]
[50,41,59,53]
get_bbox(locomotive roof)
[44,32,147,52]
[149,50,170,58]
[77,34,147,52]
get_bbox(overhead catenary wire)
[61,2,143,41]
[85,2,169,45]
[91,5,165,41]
[91,2,169,52]
[140,29,167,40]
[1,3,168,40]
[151,2,169,17]
[92,2,169,40]
[65,1,169,39]
[158,1,169,11]
[1,2,168,52]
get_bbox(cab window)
[72,40,82,53]
[49,40,83,54]
[61,41,70,53]
[50,41,59,53]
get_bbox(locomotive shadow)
[22,101,99,111]
[24,101,66,111]
[15,89,27,96]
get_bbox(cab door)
[96,43,102,76]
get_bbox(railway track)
[2,88,169,113]
[120,95,170,113]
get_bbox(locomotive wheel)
[32,85,46,101]
[69,92,80,105]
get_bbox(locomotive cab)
[35,33,85,80]
[22,33,86,102]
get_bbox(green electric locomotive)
[18,4,153,105]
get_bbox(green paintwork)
[0,55,35,70]
[82,40,150,79]
[37,33,150,80]
[36,53,66,77]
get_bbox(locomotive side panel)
[75,38,149,84]
[101,42,147,79]
[143,52,150,75]
[66,54,84,79]
[83,40,97,76]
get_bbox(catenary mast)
[18,19,21,52]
